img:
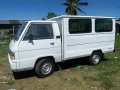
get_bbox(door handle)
[56,36,60,39]
[50,42,54,45]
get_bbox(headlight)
[8,49,15,60]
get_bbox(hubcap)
[92,54,100,64]
[41,62,52,75]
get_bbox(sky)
[0,0,119,20]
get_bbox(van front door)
[18,23,56,69]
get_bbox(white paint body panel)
[8,16,115,72]
[50,17,115,61]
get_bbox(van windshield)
[14,22,27,41]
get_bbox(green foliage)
[47,12,58,19]
[8,78,15,85]
[63,0,88,15]
[42,12,58,20]
[0,42,9,58]
[98,75,115,89]
[115,36,120,49]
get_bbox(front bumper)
[8,54,17,72]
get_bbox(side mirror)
[29,34,33,41]
[29,34,33,44]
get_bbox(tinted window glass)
[14,22,27,41]
[69,19,91,34]
[95,19,112,32]
[23,24,53,40]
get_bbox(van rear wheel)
[89,51,102,65]
[35,58,55,78]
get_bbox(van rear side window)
[23,24,53,40]
[69,19,92,34]
[95,19,112,32]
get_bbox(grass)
[97,58,120,89]
[0,37,120,90]
[82,36,120,89]
[115,36,120,49]
[0,41,9,68]
[60,36,120,90]
[0,41,9,59]
[69,77,80,85]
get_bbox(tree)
[63,0,88,15]
[41,17,46,20]
[47,12,58,19]
[42,12,58,20]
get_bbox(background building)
[0,20,25,40]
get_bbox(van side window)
[23,24,53,40]
[69,19,91,34]
[95,19,112,32]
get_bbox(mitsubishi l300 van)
[8,15,115,78]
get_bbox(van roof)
[26,20,56,23]
[26,15,115,23]
[49,15,115,20]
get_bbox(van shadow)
[13,70,35,80]
[13,57,89,80]
[55,57,89,71]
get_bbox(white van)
[8,15,115,77]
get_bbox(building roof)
[0,20,26,24]
[116,20,120,24]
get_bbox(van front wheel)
[35,58,55,78]
[89,52,102,65]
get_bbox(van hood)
[9,39,18,52]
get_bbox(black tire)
[89,51,102,65]
[35,58,55,78]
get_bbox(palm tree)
[63,0,88,15]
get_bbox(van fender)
[34,55,56,69]
[91,49,104,59]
